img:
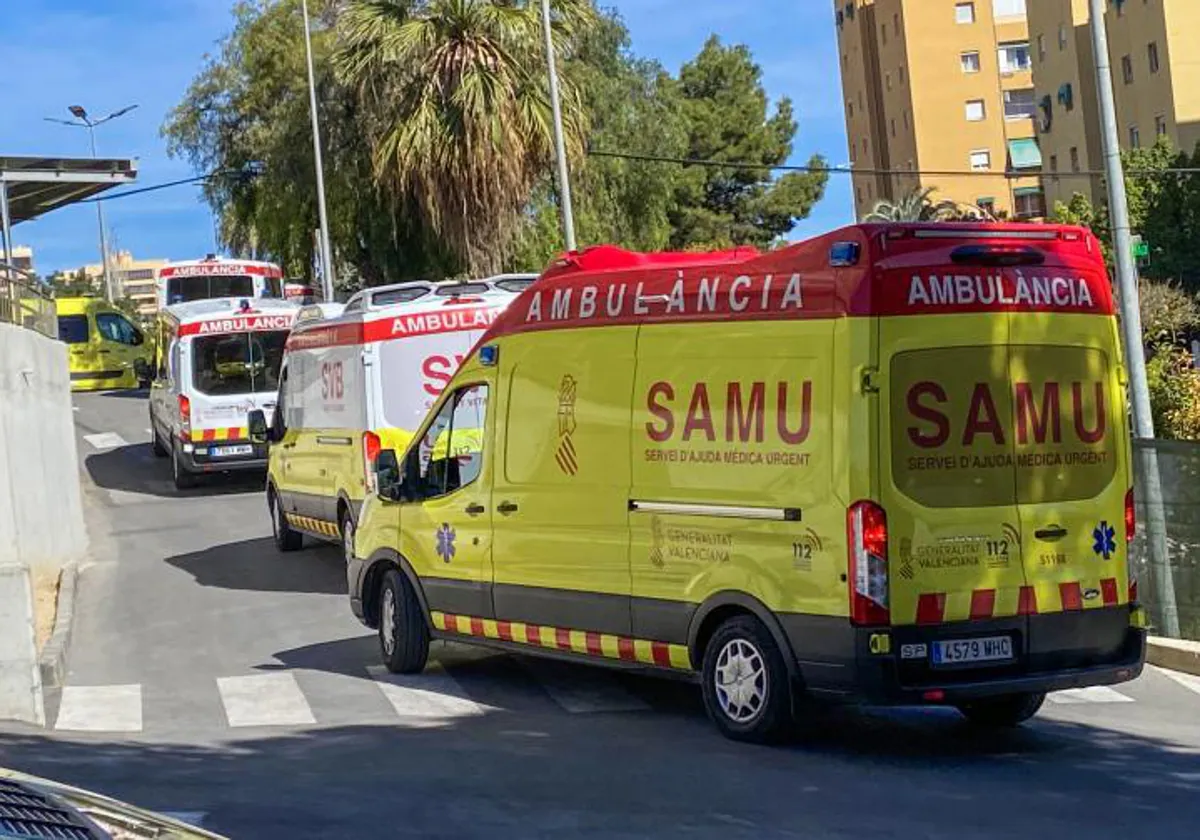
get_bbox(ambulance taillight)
[363,431,382,492]
[178,395,192,441]
[847,501,890,626]
[1125,487,1138,602]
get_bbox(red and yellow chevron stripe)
[431,611,692,670]
[286,513,339,538]
[909,577,1125,624]
[191,427,249,443]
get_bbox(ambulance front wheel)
[955,692,1046,728]
[378,568,429,674]
[700,615,793,744]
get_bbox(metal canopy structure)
[0,155,137,224]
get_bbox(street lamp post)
[301,0,336,302]
[1088,0,1179,637]
[45,104,138,303]
[540,0,577,253]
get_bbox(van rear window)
[167,275,255,304]
[889,345,1116,508]
[58,315,89,344]
[191,330,288,396]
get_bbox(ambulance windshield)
[192,330,288,396]
[167,274,256,304]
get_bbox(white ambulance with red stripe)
[157,255,285,308]
[248,276,534,558]
[149,297,300,489]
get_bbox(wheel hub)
[380,587,396,656]
[714,638,767,723]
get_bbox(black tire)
[700,615,793,743]
[270,489,303,552]
[378,568,430,674]
[339,507,356,565]
[171,441,196,490]
[956,692,1045,728]
[151,424,168,458]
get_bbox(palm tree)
[863,186,961,222]
[334,0,596,274]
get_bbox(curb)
[1147,636,1200,678]
[37,563,78,690]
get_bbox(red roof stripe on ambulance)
[159,262,283,279]
[284,305,503,351]
[177,313,297,337]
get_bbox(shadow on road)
[166,537,346,595]
[89,388,151,400]
[84,443,265,500]
[1,710,1198,839]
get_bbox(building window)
[1058,24,1068,50]
[1015,190,1046,219]
[977,197,997,216]
[1122,55,1134,84]
[862,137,868,155]
[894,12,900,34]
[886,72,892,91]
[903,110,910,130]
[847,100,854,118]
[1037,34,1047,62]
[998,42,1032,74]
[1149,41,1160,74]
[1050,155,1059,173]
[956,3,975,25]
[857,187,864,205]
[970,149,992,171]
[1070,146,1080,172]
[1004,88,1037,120]
[961,51,981,73]
[899,66,906,84]
[1130,125,1141,148]
[965,99,986,121]
[890,118,896,138]
[882,22,888,45]
[993,0,1027,18]
[1157,115,1168,136]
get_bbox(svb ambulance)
[249,276,534,558]
[343,226,1147,743]
[149,297,300,489]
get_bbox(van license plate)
[931,636,1013,666]
[212,444,253,457]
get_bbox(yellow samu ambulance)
[342,228,1146,742]
[249,276,533,559]
[57,297,154,391]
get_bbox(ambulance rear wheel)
[700,616,792,744]
[339,509,355,565]
[171,442,195,490]
[270,490,303,552]
[956,692,1045,728]
[378,568,429,674]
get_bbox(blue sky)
[3,0,853,276]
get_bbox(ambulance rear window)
[494,277,536,293]
[191,330,288,396]
[435,282,490,297]
[167,274,255,304]
[58,315,89,344]
[371,287,429,307]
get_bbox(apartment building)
[836,0,1045,220]
[1029,0,1200,209]
[78,251,168,317]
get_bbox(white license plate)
[212,444,253,457]
[931,636,1013,666]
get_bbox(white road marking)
[83,432,128,450]
[217,673,316,727]
[1155,666,1200,696]
[1048,686,1136,704]
[521,659,649,714]
[368,665,488,726]
[55,685,143,732]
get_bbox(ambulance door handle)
[465,503,486,516]
[497,501,519,515]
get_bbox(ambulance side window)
[273,367,290,436]
[415,384,489,499]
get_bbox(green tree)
[334,0,596,275]
[667,36,827,250]
[48,268,98,297]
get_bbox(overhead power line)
[587,148,1200,180]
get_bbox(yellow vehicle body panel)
[57,297,152,392]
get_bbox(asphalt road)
[1,389,1199,838]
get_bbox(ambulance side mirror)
[248,409,270,444]
[375,449,404,502]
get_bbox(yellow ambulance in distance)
[249,276,533,560]
[57,297,153,391]
[342,227,1147,742]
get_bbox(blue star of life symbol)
[1092,521,1116,560]
[436,523,456,563]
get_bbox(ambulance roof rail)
[542,244,760,280]
[164,296,301,320]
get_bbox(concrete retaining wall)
[0,322,85,723]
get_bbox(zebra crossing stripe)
[55,685,143,732]
[520,658,649,714]
[217,673,316,727]
[1048,686,1136,704]
[368,665,488,726]
[1156,666,1200,696]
